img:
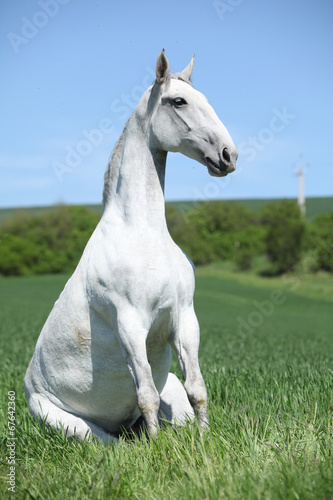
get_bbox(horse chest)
[132,243,193,312]
[92,224,194,312]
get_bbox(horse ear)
[156,49,169,84]
[181,54,195,80]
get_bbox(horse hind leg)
[159,373,195,426]
[27,393,118,445]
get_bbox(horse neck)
[102,111,168,231]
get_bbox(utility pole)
[295,155,307,216]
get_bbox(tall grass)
[0,268,332,499]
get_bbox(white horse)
[24,50,238,444]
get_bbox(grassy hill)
[170,197,333,221]
[0,197,332,226]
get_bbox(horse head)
[148,49,238,177]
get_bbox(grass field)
[0,266,332,499]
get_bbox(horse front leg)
[171,307,209,431]
[117,312,160,437]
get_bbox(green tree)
[233,225,266,271]
[170,201,260,265]
[262,200,306,274]
[0,206,100,276]
[165,204,188,246]
[306,213,333,272]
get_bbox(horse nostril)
[222,147,230,163]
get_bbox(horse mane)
[102,123,129,209]
[102,72,193,208]
[168,72,194,87]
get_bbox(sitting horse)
[24,50,238,444]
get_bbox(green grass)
[0,267,332,499]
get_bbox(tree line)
[0,201,332,277]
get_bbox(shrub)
[262,200,306,274]
[176,201,258,265]
[307,213,333,272]
[0,234,40,276]
[0,206,99,276]
[233,225,266,271]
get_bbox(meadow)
[0,264,332,499]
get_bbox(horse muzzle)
[206,146,238,177]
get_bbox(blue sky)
[0,0,332,208]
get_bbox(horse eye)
[173,97,188,107]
